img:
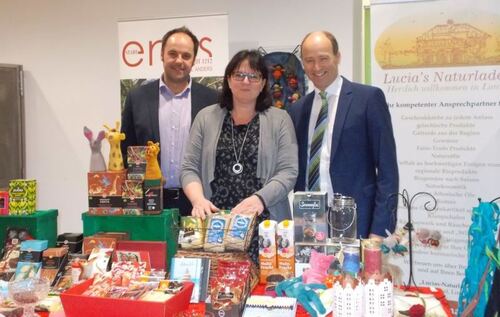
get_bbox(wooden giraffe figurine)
[145,141,162,180]
[103,121,126,171]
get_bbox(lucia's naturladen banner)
[371,0,500,301]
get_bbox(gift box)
[82,209,179,268]
[60,279,194,317]
[20,239,48,252]
[116,240,167,271]
[42,247,68,269]
[56,233,83,253]
[293,191,328,243]
[8,179,36,215]
[88,171,126,215]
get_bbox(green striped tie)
[307,91,328,191]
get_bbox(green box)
[0,209,58,248]
[82,209,179,267]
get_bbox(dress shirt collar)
[314,75,343,98]
[159,75,191,98]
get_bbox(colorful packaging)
[258,220,277,283]
[122,180,143,215]
[8,179,36,215]
[127,146,147,180]
[277,220,295,275]
[179,216,205,249]
[293,191,328,243]
[88,170,125,214]
[0,191,9,215]
[225,214,255,251]
[143,179,163,215]
[204,214,230,252]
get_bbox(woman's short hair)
[219,50,272,112]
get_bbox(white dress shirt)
[307,76,343,199]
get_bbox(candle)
[342,247,360,275]
[364,244,382,275]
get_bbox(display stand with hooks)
[387,189,437,289]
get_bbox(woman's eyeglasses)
[231,72,262,83]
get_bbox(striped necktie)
[307,91,329,191]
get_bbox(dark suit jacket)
[120,79,219,166]
[288,77,399,237]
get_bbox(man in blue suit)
[289,31,398,238]
[121,27,218,216]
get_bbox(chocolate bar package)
[122,180,143,215]
[143,179,163,215]
[127,146,147,180]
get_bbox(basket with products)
[175,211,259,292]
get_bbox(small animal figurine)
[103,121,126,171]
[302,250,335,284]
[144,141,162,180]
[83,126,106,172]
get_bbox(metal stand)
[388,189,437,289]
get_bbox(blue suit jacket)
[288,77,398,237]
[120,79,219,166]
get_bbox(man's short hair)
[161,26,199,58]
[301,31,339,56]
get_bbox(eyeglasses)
[231,71,262,83]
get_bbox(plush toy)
[275,276,326,317]
[145,141,162,180]
[302,250,335,284]
[83,126,106,172]
[103,121,125,171]
[382,229,408,256]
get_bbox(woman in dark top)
[181,50,298,262]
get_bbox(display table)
[180,284,454,317]
[40,284,454,317]
[82,209,179,266]
[0,209,58,247]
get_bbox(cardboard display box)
[60,279,194,317]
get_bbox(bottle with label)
[71,259,82,284]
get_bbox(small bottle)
[71,259,82,284]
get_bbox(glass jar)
[328,195,357,243]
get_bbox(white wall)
[0,0,361,232]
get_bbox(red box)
[0,191,8,215]
[116,240,167,271]
[60,279,194,317]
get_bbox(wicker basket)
[175,249,259,294]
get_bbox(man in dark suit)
[121,27,218,216]
[289,31,398,238]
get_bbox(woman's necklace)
[230,117,252,175]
